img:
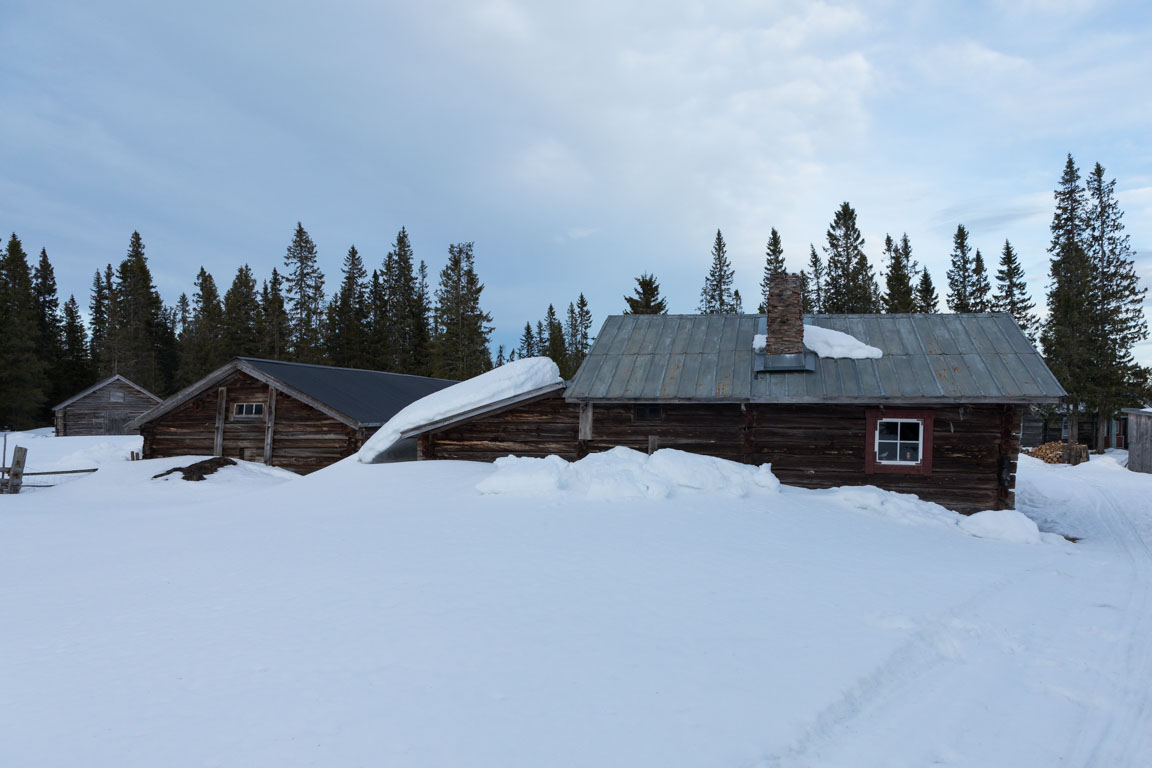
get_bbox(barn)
[398,275,1067,513]
[128,358,455,474]
[52,375,162,436]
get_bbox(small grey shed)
[1123,408,1152,474]
[52,375,162,436]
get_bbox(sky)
[2,0,1151,364]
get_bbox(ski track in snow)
[760,462,1152,768]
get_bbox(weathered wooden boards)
[55,378,159,436]
[0,446,28,493]
[423,392,1024,513]
[1126,410,1152,474]
[141,371,366,474]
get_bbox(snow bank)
[752,325,883,359]
[476,447,781,500]
[357,357,563,463]
[2,429,141,472]
[818,485,958,530]
[957,509,1044,544]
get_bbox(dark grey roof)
[565,313,1066,404]
[237,358,456,426]
[128,358,456,430]
[52,374,161,411]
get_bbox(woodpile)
[1026,441,1089,465]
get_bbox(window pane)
[254,404,264,415]
[878,421,899,439]
[898,443,920,463]
[900,421,921,441]
[234,404,242,415]
[877,442,898,461]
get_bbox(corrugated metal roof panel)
[566,313,1066,403]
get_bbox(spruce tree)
[882,234,917,313]
[0,234,48,428]
[430,242,492,380]
[535,321,547,354]
[915,268,939,313]
[971,249,992,312]
[179,267,225,384]
[698,229,739,313]
[59,295,94,398]
[946,224,976,312]
[758,228,786,313]
[174,293,191,340]
[107,232,170,393]
[822,203,875,313]
[495,345,506,366]
[222,265,263,358]
[624,273,668,314]
[282,222,326,363]
[379,228,426,374]
[1084,161,1149,448]
[544,304,567,373]
[518,321,537,358]
[805,245,824,313]
[732,288,744,313]
[991,240,1037,340]
[31,248,64,416]
[564,302,581,377]
[575,293,593,361]
[88,268,110,374]
[261,268,290,360]
[1041,154,1098,442]
[411,260,433,375]
[325,246,369,368]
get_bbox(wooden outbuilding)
[401,275,1067,514]
[127,358,455,474]
[52,375,162,436]
[1123,408,1152,474]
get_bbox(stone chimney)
[763,273,804,355]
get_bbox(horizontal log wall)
[141,371,360,474]
[425,394,1022,514]
[57,380,158,436]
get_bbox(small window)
[233,402,265,418]
[866,409,933,475]
[109,391,124,403]
[634,404,662,421]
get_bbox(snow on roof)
[753,325,883,360]
[357,357,564,463]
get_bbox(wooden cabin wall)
[140,371,360,474]
[57,380,158,436]
[424,396,1022,514]
[422,395,581,461]
[1128,412,1152,475]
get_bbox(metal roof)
[565,313,1067,404]
[238,358,457,426]
[129,358,457,430]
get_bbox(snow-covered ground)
[1,436,1151,767]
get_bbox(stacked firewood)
[1025,441,1089,465]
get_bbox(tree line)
[1,154,1146,439]
[0,224,495,429]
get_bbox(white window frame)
[233,402,265,418]
[874,417,924,466]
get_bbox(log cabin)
[400,275,1067,514]
[128,358,455,473]
[52,375,162,436]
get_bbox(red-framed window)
[865,409,934,475]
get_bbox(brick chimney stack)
[763,273,804,355]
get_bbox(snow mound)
[476,447,781,500]
[958,509,1043,544]
[752,325,882,359]
[820,485,958,529]
[358,357,563,463]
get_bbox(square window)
[634,404,662,421]
[867,411,933,476]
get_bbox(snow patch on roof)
[357,357,564,463]
[753,324,883,359]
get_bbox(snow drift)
[358,357,563,463]
[476,447,781,499]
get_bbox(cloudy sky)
[2,0,1150,362]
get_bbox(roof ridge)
[237,357,456,383]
